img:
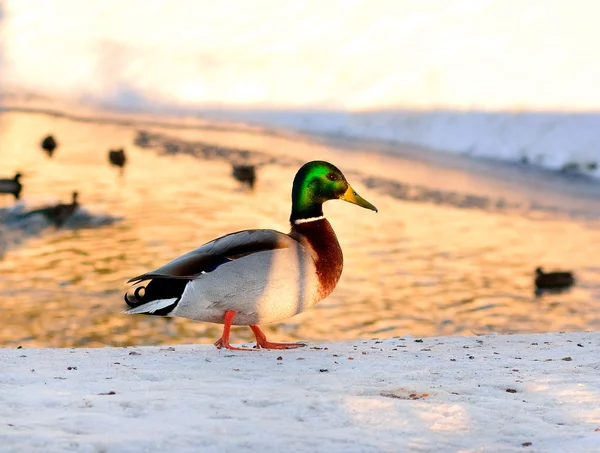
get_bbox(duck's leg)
[249,325,305,350]
[214,310,256,351]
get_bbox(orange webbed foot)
[250,325,306,350]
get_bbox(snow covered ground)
[2,332,600,452]
[2,0,600,176]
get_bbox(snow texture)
[2,332,600,452]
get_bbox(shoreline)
[2,331,599,452]
[3,99,600,219]
[4,97,600,189]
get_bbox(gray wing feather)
[127,229,297,283]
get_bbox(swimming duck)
[124,161,378,350]
[41,135,58,157]
[232,164,256,189]
[52,191,80,226]
[23,191,80,227]
[108,148,127,170]
[535,267,575,290]
[0,172,23,200]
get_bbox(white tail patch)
[123,298,178,315]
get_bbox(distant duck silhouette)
[41,135,58,157]
[0,172,23,200]
[135,130,150,147]
[108,148,127,171]
[23,191,80,227]
[232,164,256,189]
[164,142,180,154]
[535,267,575,290]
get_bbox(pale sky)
[1,0,599,110]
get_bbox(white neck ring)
[294,215,325,225]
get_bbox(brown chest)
[291,219,344,299]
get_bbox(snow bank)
[2,1,600,177]
[3,1,600,110]
[2,332,600,452]
[195,108,600,178]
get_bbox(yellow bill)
[340,185,378,212]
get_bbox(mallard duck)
[0,172,23,200]
[108,148,127,170]
[232,164,256,189]
[41,135,57,157]
[124,161,377,350]
[22,191,80,227]
[535,267,575,290]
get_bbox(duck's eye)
[326,173,337,181]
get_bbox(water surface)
[1,106,599,348]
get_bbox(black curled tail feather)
[124,286,147,308]
[124,278,190,316]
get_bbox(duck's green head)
[290,160,377,222]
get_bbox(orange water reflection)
[1,107,599,348]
